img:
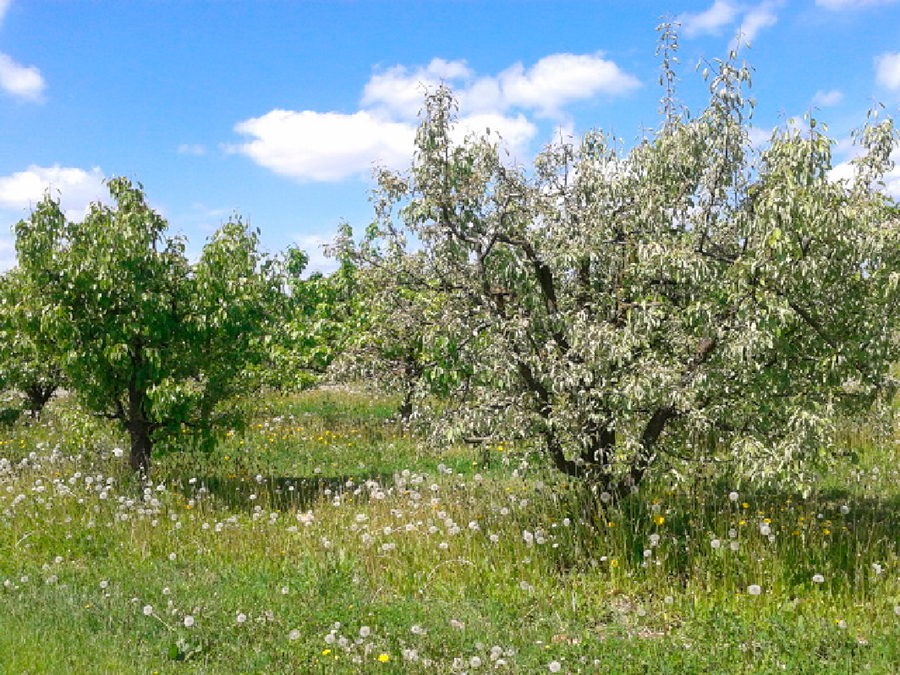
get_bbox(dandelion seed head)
[183,615,194,627]
[289,629,301,640]
[813,574,825,584]
[747,584,762,596]
[143,604,153,616]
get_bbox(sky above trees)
[1,0,899,272]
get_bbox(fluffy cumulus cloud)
[492,53,640,116]
[232,53,638,183]
[875,52,900,91]
[816,0,898,8]
[734,2,778,45]
[0,165,106,221]
[0,52,45,101]
[362,57,474,120]
[0,1,46,102]
[681,0,739,37]
[680,0,779,45]
[812,89,844,106]
[232,110,417,182]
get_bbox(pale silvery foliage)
[342,45,900,497]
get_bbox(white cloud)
[363,53,639,121]
[681,1,739,37]
[178,143,206,156]
[681,1,779,46]
[0,165,106,221]
[493,53,640,116]
[812,89,844,106]
[0,52,45,102]
[230,109,417,182]
[816,0,898,8]
[0,0,11,27]
[363,58,474,119]
[234,52,637,183]
[733,3,778,46]
[452,112,537,151]
[875,52,900,91]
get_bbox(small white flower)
[359,625,371,638]
[728,491,739,502]
[288,629,301,640]
[549,661,562,673]
[812,574,825,584]
[183,615,194,627]
[711,539,721,549]
[143,604,153,616]
[236,612,247,623]
[747,584,762,596]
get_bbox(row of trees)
[2,40,899,492]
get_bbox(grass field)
[1,389,899,674]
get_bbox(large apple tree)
[14,177,281,475]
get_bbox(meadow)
[1,389,899,674]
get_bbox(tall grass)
[1,391,898,673]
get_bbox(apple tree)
[14,177,281,475]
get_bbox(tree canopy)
[13,177,281,475]
[338,47,900,498]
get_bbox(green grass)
[1,390,899,673]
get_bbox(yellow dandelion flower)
[654,515,665,525]
[378,653,390,662]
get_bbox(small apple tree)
[0,267,64,418]
[14,177,281,475]
[342,47,900,498]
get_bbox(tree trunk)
[24,382,57,419]
[128,418,153,477]
[126,378,153,477]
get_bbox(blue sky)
[1,0,899,272]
